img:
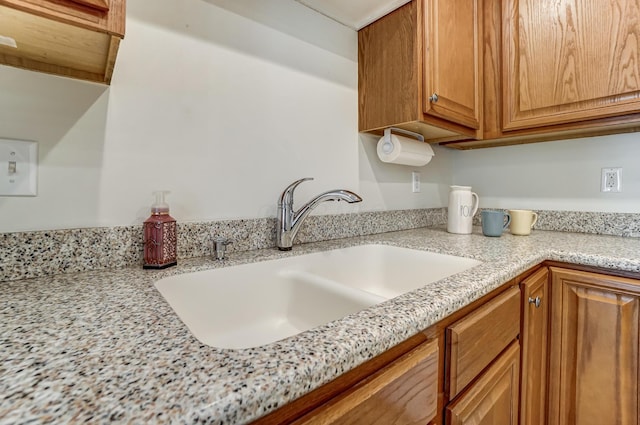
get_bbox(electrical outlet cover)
[412,171,421,193]
[601,167,622,193]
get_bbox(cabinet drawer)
[446,342,520,425]
[447,286,520,398]
[295,338,439,425]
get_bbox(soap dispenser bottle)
[143,190,177,269]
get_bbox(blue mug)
[481,210,511,237]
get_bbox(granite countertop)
[2,226,640,424]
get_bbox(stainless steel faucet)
[276,177,362,251]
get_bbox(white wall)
[359,133,454,211]
[452,133,640,213]
[0,0,447,233]
[2,0,637,233]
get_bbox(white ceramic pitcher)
[447,186,479,234]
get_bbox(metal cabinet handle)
[528,296,541,308]
[429,93,439,103]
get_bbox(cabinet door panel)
[503,0,640,130]
[446,342,520,425]
[425,0,481,129]
[448,286,520,398]
[548,267,640,425]
[520,268,549,425]
[295,338,439,425]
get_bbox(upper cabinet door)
[424,0,482,129]
[503,0,640,130]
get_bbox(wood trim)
[416,0,426,124]
[103,35,120,84]
[549,266,640,297]
[0,0,125,36]
[513,264,544,285]
[361,114,477,142]
[103,0,124,39]
[69,0,109,12]
[441,114,640,149]
[543,260,640,281]
[0,51,106,82]
[480,0,503,140]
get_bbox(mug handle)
[530,212,538,229]
[503,213,511,230]
[470,192,479,216]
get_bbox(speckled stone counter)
[2,227,640,424]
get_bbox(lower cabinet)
[446,342,520,425]
[445,285,521,425]
[520,267,550,425]
[548,267,640,425]
[294,338,439,425]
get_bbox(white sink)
[154,244,481,349]
[293,244,481,299]
[155,264,385,349]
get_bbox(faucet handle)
[279,177,314,206]
[212,237,233,261]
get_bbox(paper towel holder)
[380,127,425,153]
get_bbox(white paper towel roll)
[376,133,435,166]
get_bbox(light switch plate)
[0,138,37,196]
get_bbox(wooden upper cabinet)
[503,0,640,130]
[358,0,482,143]
[548,267,640,425]
[0,0,125,84]
[424,0,481,130]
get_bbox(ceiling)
[295,0,410,30]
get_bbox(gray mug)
[481,210,511,237]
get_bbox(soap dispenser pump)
[143,190,177,269]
